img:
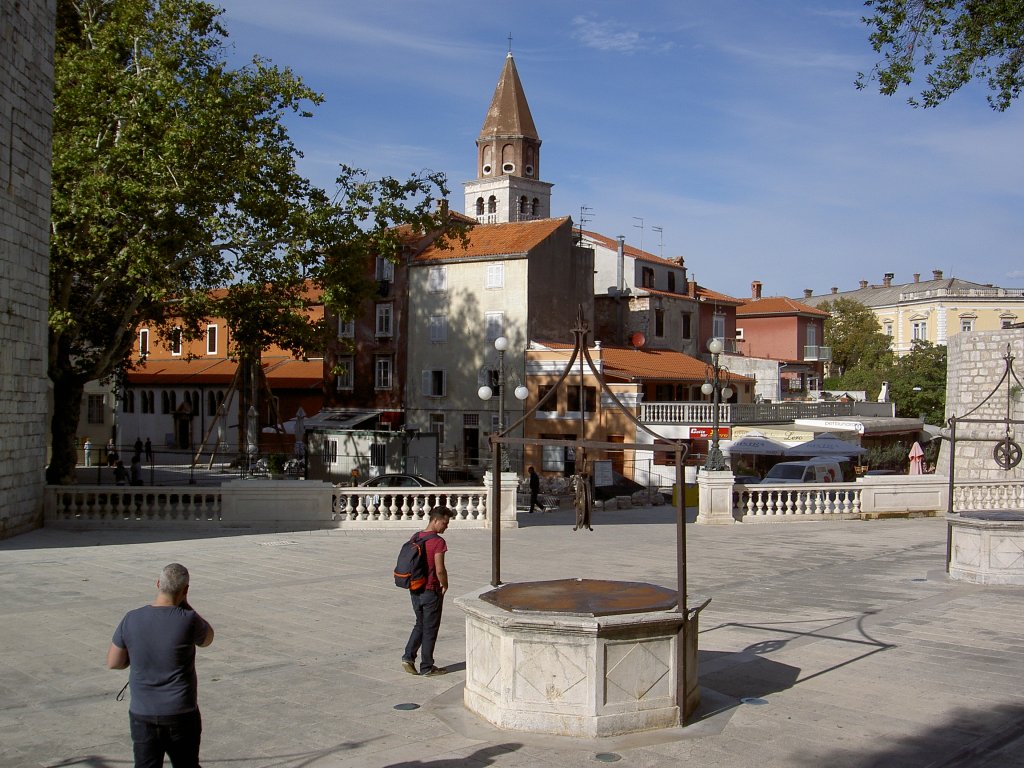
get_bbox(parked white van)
[764,458,843,484]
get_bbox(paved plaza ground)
[2,507,1024,767]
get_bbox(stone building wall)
[939,330,1024,481]
[0,0,56,537]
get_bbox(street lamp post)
[701,337,733,471]
[477,335,529,471]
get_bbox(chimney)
[616,235,625,295]
[831,286,838,294]
[932,269,944,280]
[436,198,449,216]
[859,280,868,289]
[913,273,920,283]
[751,280,762,299]
[803,289,813,299]
[882,273,894,287]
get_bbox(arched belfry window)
[476,197,484,216]
[487,195,497,214]
[532,197,541,216]
[519,196,528,217]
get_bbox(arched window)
[532,197,540,216]
[475,197,484,215]
[208,391,217,416]
[162,391,170,414]
[487,195,497,214]
[519,196,528,216]
[169,391,177,412]
[191,391,200,413]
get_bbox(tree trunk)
[46,372,86,485]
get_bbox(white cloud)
[571,16,660,54]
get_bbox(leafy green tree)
[820,298,894,374]
[48,0,450,483]
[857,0,1024,110]
[887,340,948,424]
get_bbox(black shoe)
[421,666,448,677]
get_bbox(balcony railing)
[640,399,869,425]
[803,345,832,361]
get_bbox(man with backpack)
[400,507,455,677]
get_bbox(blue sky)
[213,0,1024,300]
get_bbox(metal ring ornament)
[993,438,1022,470]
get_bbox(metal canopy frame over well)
[484,306,706,723]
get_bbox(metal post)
[490,437,502,587]
[675,446,687,723]
[704,343,727,471]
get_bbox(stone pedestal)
[482,470,520,529]
[456,582,697,737]
[220,479,335,529]
[948,511,1024,585]
[696,470,736,524]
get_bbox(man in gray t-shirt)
[108,563,214,768]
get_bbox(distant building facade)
[801,270,1024,356]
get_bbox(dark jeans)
[403,589,443,671]
[129,709,202,768]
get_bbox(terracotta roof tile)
[127,356,322,388]
[599,347,753,383]
[415,217,569,261]
[577,229,680,266]
[692,283,744,305]
[532,343,753,384]
[737,297,828,317]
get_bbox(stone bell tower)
[464,52,553,224]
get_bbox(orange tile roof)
[692,283,744,305]
[127,356,323,388]
[415,217,569,261]
[598,347,754,383]
[532,343,753,384]
[577,229,680,266]
[737,297,828,317]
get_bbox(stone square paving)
[2,507,1024,767]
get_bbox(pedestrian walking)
[528,466,546,513]
[130,455,144,486]
[84,438,92,467]
[401,507,455,677]
[144,437,154,463]
[107,563,214,768]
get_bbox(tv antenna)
[652,226,664,258]
[576,205,593,244]
[632,216,644,252]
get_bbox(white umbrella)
[246,406,259,457]
[293,407,306,457]
[786,432,866,457]
[724,431,788,456]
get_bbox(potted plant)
[266,453,287,479]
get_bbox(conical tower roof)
[479,53,539,140]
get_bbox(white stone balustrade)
[45,483,492,530]
[952,481,1024,512]
[733,482,862,520]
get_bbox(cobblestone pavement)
[2,509,1023,767]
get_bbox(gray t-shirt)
[112,605,209,716]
